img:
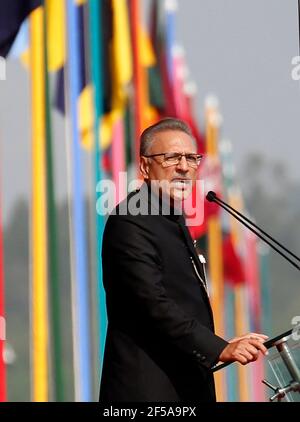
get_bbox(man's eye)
[186,155,197,162]
[165,154,179,160]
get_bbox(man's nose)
[176,155,189,171]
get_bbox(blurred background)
[0,0,299,402]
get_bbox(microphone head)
[206,191,217,202]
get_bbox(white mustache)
[171,179,192,184]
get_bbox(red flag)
[222,233,245,286]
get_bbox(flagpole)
[88,0,107,386]
[219,138,252,401]
[130,0,144,170]
[0,183,7,401]
[220,139,249,401]
[29,6,49,402]
[66,0,92,402]
[44,1,65,402]
[298,0,300,55]
[205,98,226,402]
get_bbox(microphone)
[207,191,300,373]
[206,191,217,202]
[206,191,300,272]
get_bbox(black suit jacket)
[99,184,227,402]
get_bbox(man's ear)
[140,156,150,180]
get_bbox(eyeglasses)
[143,152,203,168]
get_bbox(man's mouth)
[171,179,192,189]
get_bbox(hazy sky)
[176,0,300,176]
[1,0,300,222]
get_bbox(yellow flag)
[101,0,133,148]
[112,0,133,96]
[21,0,66,71]
[101,1,158,149]
[45,0,66,71]
[78,84,95,150]
[139,26,156,68]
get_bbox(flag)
[101,0,132,150]
[244,230,262,332]
[45,0,65,71]
[130,0,155,167]
[204,98,226,401]
[150,0,176,116]
[88,0,108,382]
[8,20,29,58]
[54,0,99,151]
[0,0,42,57]
[66,0,92,401]
[222,233,245,286]
[43,0,65,402]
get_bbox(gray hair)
[139,118,196,156]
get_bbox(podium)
[263,326,300,401]
[206,192,300,401]
[213,325,300,401]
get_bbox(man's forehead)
[151,130,196,151]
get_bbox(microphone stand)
[206,191,300,272]
[213,326,300,401]
[206,191,300,393]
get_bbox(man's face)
[140,130,198,205]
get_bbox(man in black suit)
[99,118,268,402]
